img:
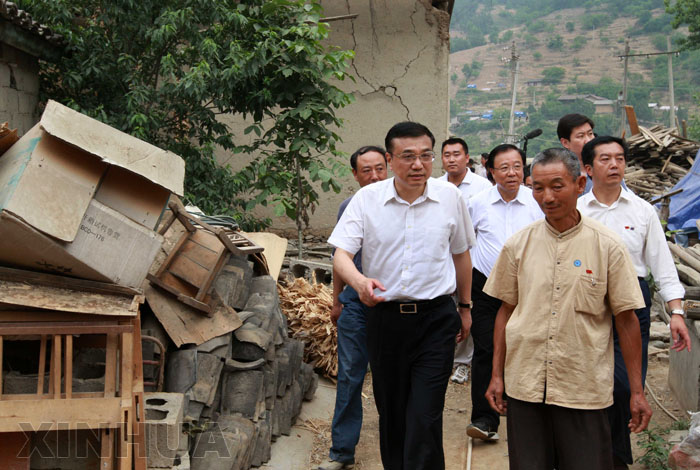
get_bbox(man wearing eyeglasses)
[319,146,388,470]
[439,137,491,386]
[466,144,543,442]
[329,121,476,470]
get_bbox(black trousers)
[608,277,652,464]
[507,397,613,470]
[367,296,461,470]
[470,268,502,431]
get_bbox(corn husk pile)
[278,277,337,377]
[624,125,697,200]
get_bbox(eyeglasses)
[393,152,435,164]
[495,164,523,174]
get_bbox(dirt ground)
[307,354,685,469]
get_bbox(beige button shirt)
[483,215,645,409]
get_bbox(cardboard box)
[0,100,184,241]
[0,199,163,287]
[0,100,185,286]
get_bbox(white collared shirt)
[469,185,544,277]
[438,170,492,200]
[328,177,476,301]
[578,188,685,302]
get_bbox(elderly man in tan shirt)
[484,148,652,470]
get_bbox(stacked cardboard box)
[0,100,185,287]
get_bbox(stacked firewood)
[624,125,698,200]
[278,277,338,377]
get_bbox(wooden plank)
[0,336,3,398]
[168,253,212,288]
[153,230,189,277]
[0,432,30,470]
[144,284,242,347]
[37,335,46,394]
[195,252,228,302]
[119,331,134,470]
[52,335,61,398]
[0,279,137,317]
[669,242,700,272]
[0,392,108,400]
[0,323,132,336]
[190,228,224,251]
[149,271,197,298]
[0,312,124,323]
[100,429,115,470]
[176,293,212,314]
[624,105,639,136]
[65,335,73,399]
[179,237,220,268]
[148,273,211,314]
[0,397,123,432]
[0,266,140,296]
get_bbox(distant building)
[557,93,615,114]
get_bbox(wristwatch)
[458,301,473,309]
[671,308,686,317]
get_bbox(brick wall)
[0,43,40,135]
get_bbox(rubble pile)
[624,125,698,200]
[0,101,319,470]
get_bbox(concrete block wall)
[0,43,40,134]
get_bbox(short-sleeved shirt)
[328,177,476,301]
[469,185,544,277]
[438,171,492,200]
[578,188,684,302]
[483,215,645,409]
[337,195,362,273]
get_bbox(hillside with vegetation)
[448,0,700,156]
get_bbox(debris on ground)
[279,277,337,377]
[624,124,698,200]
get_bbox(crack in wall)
[409,1,419,38]
[394,91,412,120]
[396,45,429,82]
[346,0,374,91]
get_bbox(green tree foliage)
[462,60,484,81]
[566,21,575,32]
[667,0,700,50]
[542,67,566,84]
[547,35,565,50]
[581,13,613,30]
[19,0,354,231]
[570,35,588,50]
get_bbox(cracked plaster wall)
[217,0,450,235]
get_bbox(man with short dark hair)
[578,136,691,469]
[557,113,595,192]
[485,147,652,470]
[466,143,543,442]
[440,137,491,384]
[319,146,388,470]
[329,121,476,470]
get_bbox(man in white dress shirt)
[439,137,491,385]
[578,135,691,469]
[329,121,476,470]
[466,143,544,442]
[558,113,595,193]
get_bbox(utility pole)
[506,41,520,144]
[619,38,630,136]
[667,35,676,130]
[618,44,681,134]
